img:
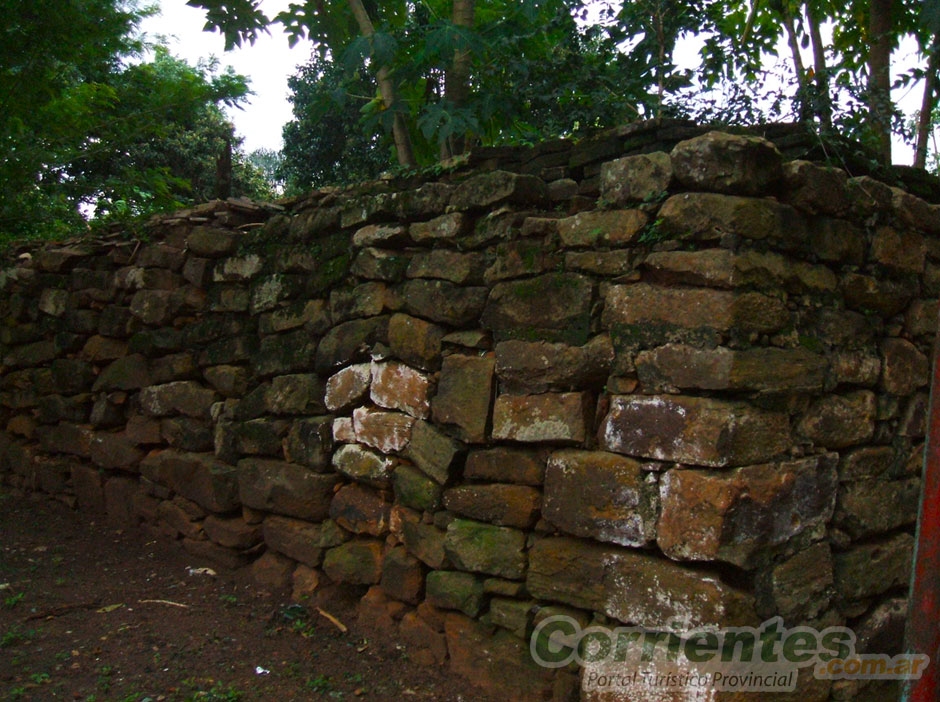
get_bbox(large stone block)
[264,374,327,415]
[543,450,656,547]
[426,571,484,617]
[449,171,546,210]
[331,443,398,487]
[387,313,444,370]
[322,539,384,585]
[352,407,415,453]
[400,420,462,484]
[797,391,876,449]
[671,131,783,195]
[527,536,758,630]
[263,515,329,566]
[657,455,838,568]
[464,448,545,485]
[139,381,217,419]
[315,317,388,374]
[324,363,372,413]
[833,533,914,601]
[658,192,805,249]
[443,484,541,529]
[443,518,526,579]
[481,273,592,344]
[492,392,592,444]
[401,279,487,326]
[93,354,151,391]
[330,483,391,536]
[370,360,431,419]
[282,417,333,470]
[834,477,920,538]
[140,450,241,513]
[880,338,928,396]
[600,151,674,205]
[556,210,648,247]
[600,395,790,467]
[495,335,612,394]
[636,344,827,393]
[445,613,555,702]
[603,284,789,344]
[238,458,338,520]
[431,354,495,443]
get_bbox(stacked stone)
[1,129,939,702]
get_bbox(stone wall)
[1,126,938,702]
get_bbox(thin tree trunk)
[654,1,666,117]
[779,3,811,121]
[347,0,417,168]
[869,0,893,164]
[915,43,940,168]
[805,2,832,127]
[443,0,476,159]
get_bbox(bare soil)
[0,489,491,702]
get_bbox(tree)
[0,0,269,242]
[280,55,389,191]
[189,0,655,169]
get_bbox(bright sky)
[140,0,314,153]
[142,1,927,164]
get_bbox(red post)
[902,317,940,702]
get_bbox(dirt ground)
[0,488,495,702]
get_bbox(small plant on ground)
[3,592,24,608]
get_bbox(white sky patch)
[140,0,315,153]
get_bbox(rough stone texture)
[556,210,648,247]
[671,131,783,195]
[323,540,384,585]
[4,127,934,702]
[491,392,592,444]
[442,484,541,529]
[140,450,240,513]
[757,543,833,621]
[797,391,877,449]
[601,395,790,467]
[443,518,527,579]
[331,443,398,487]
[426,571,484,617]
[431,354,495,443]
[400,420,462,484]
[528,536,758,630]
[238,458,338,520]
[495,335,612,394]
[543,450,656,547]
[600,151,674,205]
[370,360,431,419]
[834,477,921,538]
[636,344,827,392]
[324,363,372,413]
[482,273,592,343]
[657,455,838,568]
[387,313,444,370]
[263,515,329,566]
[833,533,914,601]
[880,338,928,396]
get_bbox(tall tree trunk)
[347,0,417,168]
[869,0,893,164]
[779,3,811,122]
[805,2,832,128]
[442,0,476,159]
[915,43,940,168]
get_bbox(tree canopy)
[0,0,271,243]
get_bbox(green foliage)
[280,56,391,192]
[0,1,272,244]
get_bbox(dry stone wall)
[1,124,938,702]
